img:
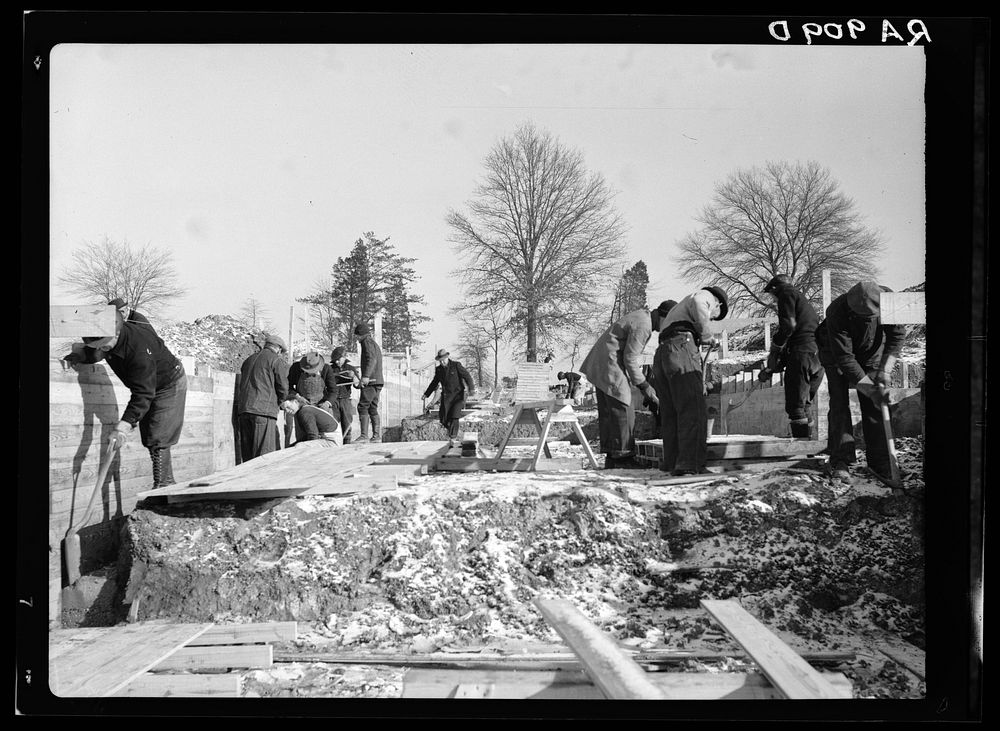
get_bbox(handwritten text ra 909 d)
[769,19,931,46]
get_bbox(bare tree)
[57,235,187,315]
[675,161,883,316]
[451,306,512,389]
[239,295,270,330]
[447,122,627,361]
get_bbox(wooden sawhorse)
[496,399,600,470]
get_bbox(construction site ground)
[67,435,926,701]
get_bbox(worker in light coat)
[580,300,677,469]
[653,287,729,475]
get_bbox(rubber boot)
[358,414,370,442]
[370,413,382,443]
[790,420,812,439]
[149,448,163,489]
[160,448,175,487]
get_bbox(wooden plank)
[153,644,273,671]
[433,458,539,473]
[188,622,297,646]
[534,598,666,700]
[880,292,925,325]
[50,304,117,337]
[700,599,845,699]
[49,623,212,697]
[706,317,777,334]
[513,363,554,403]
[402,668,852,699]
[114,672,242,697]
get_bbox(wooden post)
[901,359,909,388]
[302,304,310,352]
[287,305,294,362]
[720,330,729,359]
[822,269,832,314]
[763,321,771,352]
[375,312,383,349]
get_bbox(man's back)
[239,349,288,417]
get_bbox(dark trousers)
[138,368,188,448]
[824,366,890,474]
[439,395,466,439]
[239,413,279,462]
[358,385,382,417]
[333,398,354,443]
[654,332,707,472]
[595,388,634,457]
[784,350,825,422]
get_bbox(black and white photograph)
[20,12,985,720]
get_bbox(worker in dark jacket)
[329,346,360,444]
[287,351,337,411]
[758,275,825,438]
[557,371,583,400]
[354,323,384,442]
[69,310,187,489]
[580,300,677,469]
[281,399,342,445]
[653,287,728,475]
[423,349,476,446]
[236,334,289,462]
[817,281,906,484]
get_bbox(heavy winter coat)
[424,359,475,423]
[579,309,655,406]
[818,284,906,384]
[287,361,337,404]
[772,285,820,353]
[238,348,289,418]
[79,319,184,427]
[358,335,384,385]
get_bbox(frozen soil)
[118,438,926,700]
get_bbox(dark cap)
[557,371,566,380]
[435,348,450,360]
[656,299,678,316]
[701,286,729,320]
[763,274,793,294]
[331,346,347,361]
[846,281,887,317]
[299,351,324,374]
[354,323,371,336]
[108,297,128,309]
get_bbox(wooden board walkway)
[136,441,450,503]
[49,622,212,697]
[701,599,846,699]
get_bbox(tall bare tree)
[451,306,512,389]
[239,295,270,330]
[675,161,883,316]
[447,122,627,361]
[57,235,187,315]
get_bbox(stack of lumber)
[49,621,295,698]
[634,435,825,468]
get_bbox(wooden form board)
[113,672,242,698]
[513,363,554,402]
[153,644,273,671]
[50,304,117,337]
[49,622,212,697]
[401,668,852,700]
[879,292,925,324]
[189,621,297,646]
[701,599,846,700]
[534,598,666,700]
[634,438,825,462]
[138,440,450,503]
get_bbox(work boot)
[825,460,852,482]
[149,448,164,489]
[370,414,382,443]
[358,414,370,442]
[159,448,175,487]
[790,420,812,439]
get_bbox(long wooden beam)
[50,304,117,338]
[114,672,242,697]
[700,599,845,699]
[187,621,297,646]
[534,597,666,700]
[402,668,853,700]
[153,644,273,671]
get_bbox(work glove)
[856,374,884,405]
[109,420,133,449]
[63,352,82,365]
[361,376,371,386]
[758,367,774,383]
[872,370,891,404]
[639,381,659,407]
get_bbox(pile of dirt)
[158,315,270,373]
[115,437,925,699]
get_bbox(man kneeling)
[282,398,343,446]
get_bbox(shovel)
[63,439,119,585]
[880,396,903,489]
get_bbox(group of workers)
[579,277,905,486]
[66,307,387,488]
[236,322,385,462]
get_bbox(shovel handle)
[65,439,119,539]
[880,401,902,487]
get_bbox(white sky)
[49,43,926,373]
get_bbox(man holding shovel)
[817,281,906,486]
